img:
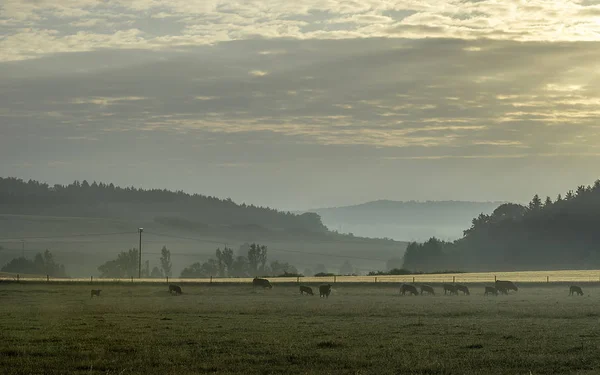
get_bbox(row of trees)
[97,246,172,278]
[1,250,67,277]
[0,177,328,233]
[180,244,300,278]
[403,179,600,271]
[1,244,363,278]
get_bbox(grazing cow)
[420,284,435,295]
[569,285,584,296]
[400,284,419,296]
[443,284,458,295]
[252,277,273,289]
[319,284,332,298]
[90,289,101,298]
[484,286,498,296]
[495,280,518,295]
[299,285,314,295]
[455,284,470,295]
[169,284,183,295]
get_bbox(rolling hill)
[0,178,405,277]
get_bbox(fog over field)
[308,200,502,241]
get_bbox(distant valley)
[307,200,504,241]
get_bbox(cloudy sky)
[2,0,600,210]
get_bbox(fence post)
[412,276,415,283]
[494,275,497,282]
[210,275,213,284]
[90,276,93,284]
[166,276,169,284]
[297,276,300,283]
[334,275,337,283]
[546,276,549,283]
[375,277,377,283]
[131,276,134,283]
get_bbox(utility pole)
[138,228,143,278]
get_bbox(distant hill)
[403,180,600,272]
[307,200,503,241]
[0,178,404,276]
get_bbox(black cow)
[300,285,314,295]
[443,284,458,295]
[484,286,498,296]
[252,277,273,289]
[319,284,332,298]
[400,284,419,296]
[169,284,183,295]
[569,285,584,296]
[90,289,101,298]
[495,280,518,295]
[420,284,435,295]
[455,284,470,295]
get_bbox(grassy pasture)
[1,282,600,374]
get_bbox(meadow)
[1,282,600,374]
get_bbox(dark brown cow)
[169,284,183,295]
[252,277,273,289]
[400,284,419,296]
[319,284,332,298]
[90,289,101,298]
[455,284,470,295]
[495,280,518,295]
[443,284,458,295]
[569,285,583,296]
[484,286,498,296]
[300,285,314,295]
[420,284,435,295]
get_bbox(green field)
[1,282,599,374]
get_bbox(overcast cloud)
[2,1,600,210]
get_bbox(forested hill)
[0,177,327,234]
[403,179,600,272]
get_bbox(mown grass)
[1,283,600,374]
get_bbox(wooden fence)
[3,270,600,284]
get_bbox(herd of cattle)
[398,280,519,296]
[88,278,586,298]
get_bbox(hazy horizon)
[3,1,600,211]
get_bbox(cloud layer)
[2,0,600,61]
[2,2,600,209]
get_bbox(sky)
[2,0,600,211]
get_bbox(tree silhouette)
[98,249,138,278]
[160,246,172,277]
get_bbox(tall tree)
[221,247,234,276]
[215,248,226,277]
[98,248,138,278]
[528,194,542,212]
[160,246,172,277]
[231,256,249,277]
[247,243,268,275]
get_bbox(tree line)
[1,250,67,277]
[0,177,328,233]
[0,244,362,278]
[402,180,600,271]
